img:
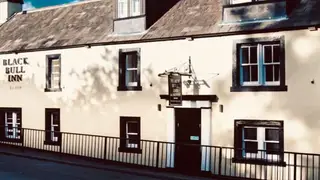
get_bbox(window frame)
[0,108,23,143]
[231,36,287,92]
[115,0,144,19]
[117,48,142,91]
[45,54,62,92]
[224,0,284,7]
[233,119,286,166]
[118,116,142,154]
[44,108,61,146]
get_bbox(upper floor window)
[231,36,287,92]
[233,120,285,166]
[117,48,142,91]
[45,54,61,92]
[117,0,142,19]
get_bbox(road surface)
[0,154,163,180]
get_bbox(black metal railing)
[0,127,319,180]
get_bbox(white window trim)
[241,43,281,86]
[126,121,139,148]
[242,126,280,161]
[5,112,20,139]
[50,113,59,142]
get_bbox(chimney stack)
[0,0,24,24]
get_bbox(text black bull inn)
[3,58,28,82]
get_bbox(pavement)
[0,154,162,180]
[0,146,215,180]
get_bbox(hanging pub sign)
[168,73,182,106]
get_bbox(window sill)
[44,140,61,146]
[232,157,286,167]
[223,0,285,8]
[114,14,146,21]
[44,88,62,92]
[117,86,142,91]
[118,147,142,154]
[230,85,287,92]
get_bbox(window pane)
[7,124,13,129]
[244,141,258,153]
[242,66,250,82]
[127,134,139,144]
[265,65,273,82]
[127,122,138,133]
[131,0,141,16]
[244,128,257,140]
[251,65,258,81]
[265,129,279,141]
[126,70,138,84]
[266,143,280,154]
[274,65,280,81]
[126,53,138,68]
[250,46,258,64]
[51,59,60,65]
[273,45,280,63]
[6,112,12,119]
[264,46,272,63]
[52,66,60,73]
[118,0,128,18]
[241,47,249,64]
[52,112,59,125]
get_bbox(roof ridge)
[19,0,102,14]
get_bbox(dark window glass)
[244,128,257,140]
[241,47,249,64]
[244,141,258,153]
[264,46,272,63]
[265,129,279,141]
[266,143,280,154]
[265,65,273,81]
[242,66,250,82]
[128,134,139,144]
[274,65,280,81]
[250,46,258,64]
[251,65,258,81]
[127,122,138,133]
[273,46,280,63]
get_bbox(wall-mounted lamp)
[311,79,315,84]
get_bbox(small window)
[45,108,61,145]
[118,49,142,91]
[117,0,142,19]
[0,108,22,142]
[234,120,285,166]
[119,116,142,153]
[231,36,287,92]
[45,54,61,92]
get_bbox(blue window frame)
[231,36,287,92]
[240,43,281,86]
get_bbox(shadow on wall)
[212,14,320,153]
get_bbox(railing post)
[21,128,24,152]
[156,141,160,168]
[104,136,107,160]
[293,153,297,180]
[218,147,222,175]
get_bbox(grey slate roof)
[0,0,319,53]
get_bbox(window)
[231,36,287,92]
[44,108,61,145]
[117,0,142,18]
[118,48,142,91]
[45,54,61,92]
[0,108,22,143]
[234,120,285,166]
[119,116,142,153]
[229,0,273,5]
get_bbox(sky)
[23,0,80,10]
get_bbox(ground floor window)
[119,116,142,153]
[0,108,22,142]
[233,119,285,165]
[44,108,61,145]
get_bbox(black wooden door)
[174,108,201,174]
